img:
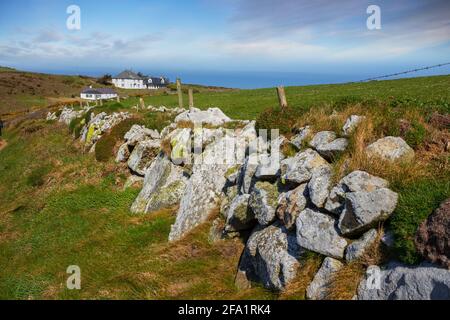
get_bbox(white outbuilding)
[80,87,118,101]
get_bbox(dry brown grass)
[279,253,323,300]
[160,138,172,157]
[326,228,386,300]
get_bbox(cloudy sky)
[0,0,449,83]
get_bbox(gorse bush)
[95,118,140,162]
[255,106,302,137]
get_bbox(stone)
[115,143,130,163]
[366,136,415,162]
[316,138,348,160]
[415,198,450,269]
[144,167,187,213]
[127,139,161,176]
[124,124,159,146]
[306,257,343,300]
[357,263,450,300]
[225,194,255,232]
[324,170,389,215]
[237,223,304,291]
[58,107,84,125]
[296,208,348,259]
[309,131,336,149]
[281,149,329,185]
[224,165,241,185]
[308,165,332,208]
[345,229,378,262]
[130,154,172,213]
[276,184,308,229]
[237,156,258,194]
[175,107,232,126]
[170,128,192,165]
[342,115,366,136]
[249,181,280,226]
[338,188,398,237]
[290,126,311,149]
[255,153,280,181]
[220,185,239,219]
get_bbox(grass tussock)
[279,252,323,300]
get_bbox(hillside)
[0,74,449,300]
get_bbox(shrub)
[95,118,142,162]
[388,178,450,265]
[255,106,301,137]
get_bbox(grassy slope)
[0,69,99,115]
[0,74,449,299]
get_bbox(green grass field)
[0,74,449,299]
[141,75,450,119]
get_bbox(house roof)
[113,70,143,80]
[81,87,117,95]
[146,76,170,86]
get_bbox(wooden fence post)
[188,88,194,111]
[277,86,288,109]
[139,97,145,110]
[116,96,120,103]
[176,78,183,109]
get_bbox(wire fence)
[358,62,450,82]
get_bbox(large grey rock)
[175,107,232,126]
[127,139,161,176]
[58,107,85,125]
[342,115,366,136]
[366,136,415,162]
[316,138,348,160]
[296,208,348,259]
[324,170,389,215]
[130,154,187,213]
[276,184,308,229]
[357,263,450,300]
[345,229,378,262]
[309,131,336,149]
[338,188,398,237]
[130,154,171,213]
[307,257,343,300]
[237,223,304,290]
[168,136,234,241]
[249,181,280,226]
[144,165,187,213]
[308,165,332,208]
[281,149,329,185]
[225,194,255,232]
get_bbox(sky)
[0,0,449,87]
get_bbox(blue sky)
[0,0,449,85]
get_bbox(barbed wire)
[358,62,450,82]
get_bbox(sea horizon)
[4,65,450,89]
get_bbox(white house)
[112,70,169,89]
[80,87,118,100]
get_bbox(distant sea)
[16,66,450,89]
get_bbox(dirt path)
[0,139,7,151]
